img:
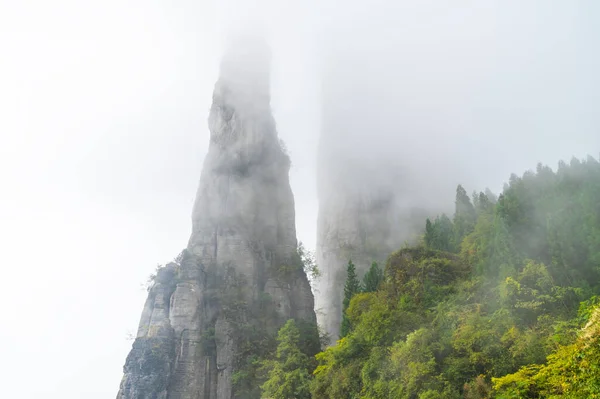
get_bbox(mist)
[318,1,600,211]
[1,1,599,398]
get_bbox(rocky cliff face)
[117,37,317,399]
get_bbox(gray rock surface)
[117,36,317,399]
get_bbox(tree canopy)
[309,156,600,399]
[247,156,600,399]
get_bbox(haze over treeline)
[1,1,599,398]
[318,0,600,213]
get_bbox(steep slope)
[117,36,317,399]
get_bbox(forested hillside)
[261,156,600,399]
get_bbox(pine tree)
[453,184,477,247]
[340,260,361,337]
[488,213,517,278]
[485,187,498,203]
[261,319,312,399]
[362,261,384,293]
[474,192,493,214]
[425,214,455,252]
[425,219,434,248]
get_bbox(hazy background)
[1,1,598,398]
[319,1,600,213]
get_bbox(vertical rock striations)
[117,36,317,399]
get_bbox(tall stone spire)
[117,35,317,399]
[313,50,424,341]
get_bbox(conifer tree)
[425,218,434,247]
[484,187,498,203]
[261,319,312,399]
[362,261,384,293]
[453,184,477,247]
[425,214,455,252]
[340,260,361,337]
[477,192,493,213]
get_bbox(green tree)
[385,328,438,398]
[261,319,312,399]
[425,218,434,246]
[453,184,477,246]
[424,214,455,252]
[309,156,600,399]
[341,260,361,337]
[493,306,600,398]
[474,191,494,215]
[297,242,320,282]
[362,261,384,292]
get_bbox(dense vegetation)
[262,156,600,398]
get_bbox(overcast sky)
[1,1,599,398]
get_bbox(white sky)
[1,1,599,398]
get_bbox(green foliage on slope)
[261,319,314,399]
[305,156,600,399]
[493,297,600,398]
[341,260,362,338]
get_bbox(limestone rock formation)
[117,36,317,399]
